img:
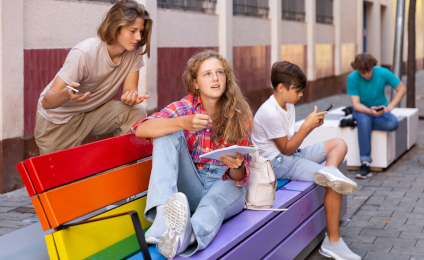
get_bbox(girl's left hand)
[220,152,244,169]
[121,90,150,105]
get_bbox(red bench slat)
[24,134,152,194]
[16,162,37,197]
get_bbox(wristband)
[235,161,244,170]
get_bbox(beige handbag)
[244,151,287,211]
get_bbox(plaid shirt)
[130,94,251,187]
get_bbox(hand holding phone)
[324,104,333,112]
[374,107,384,112]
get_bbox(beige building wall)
[233,16,271,46]
[157,9,219,47]
[23,0,110,49]
[281,21,307,45]
[316,24,335,44]
[341,0,357,44]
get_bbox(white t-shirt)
[252,95,296,160]
[38,37,145,124]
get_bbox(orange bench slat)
[31,196,52,230]
[38,159,152,230]
[24,134,152,194]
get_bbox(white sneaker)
[319,234,361,260]
[157,192,193,258]
[314,167,357,194]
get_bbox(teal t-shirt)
[347,66,401,107]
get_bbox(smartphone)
[375,107,384,112]
[324,104,333,112]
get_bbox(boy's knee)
[334,138,348,154]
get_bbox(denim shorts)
[271,142,327,182]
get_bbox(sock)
[189,230,196,245]
[145,205,166,243]
[361,161,370,166]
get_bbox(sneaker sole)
[314,172,357,195]
[158,193,189,258]
[355,172,373,179]
[319,246,349,260]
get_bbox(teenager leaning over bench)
[348,53,406,179]
[35,0,151,155]
[132,50,253,258]
[252,61,361,260]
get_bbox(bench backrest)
[17,134,153,231]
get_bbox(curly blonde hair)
[182,50,253,144]
[97,0,153,57]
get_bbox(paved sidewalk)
[0,188,39,236]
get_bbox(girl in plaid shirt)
[132,50,253,258]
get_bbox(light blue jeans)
[144,131,246,257]
[352,110,399,162]
[271,143,328,182]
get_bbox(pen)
[190,107,197,114]
[66,85,80,94]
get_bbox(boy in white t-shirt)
[252,61,360,260]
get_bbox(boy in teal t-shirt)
[347,53,406,179]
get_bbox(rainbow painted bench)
[16,133,342,260]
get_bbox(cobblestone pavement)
[305,119,424,259]
[0,188,39,236]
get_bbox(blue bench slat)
[220,185,325,260]
[263,205,326,260]
[126,246,166,260]
[173,181,316,260]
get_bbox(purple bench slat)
[173,181,316,260]
[220,185,326,260]
[263,205,327,260]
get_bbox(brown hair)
[271,61,307,91]
[97,0,152,57]
[182,50,253,144]
[351,53,377,73]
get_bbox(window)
[316,0,333,24]
[157,0,217,13]
[233,0,269,18]
[282,0,305,22]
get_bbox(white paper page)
[199,145,258,161]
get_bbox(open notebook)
[199,145,258,161]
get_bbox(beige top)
[38,37,145,124]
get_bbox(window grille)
[233,0,269,18]
[282,0,305,22]
[158,0,217,13]
[316,0,333,24]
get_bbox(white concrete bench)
[295,107,418,168]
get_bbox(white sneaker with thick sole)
[319,234,361,260]
[157,192,193,258]
[314,167,357,194]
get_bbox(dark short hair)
[351,53,377,73]
[271,61,307,91]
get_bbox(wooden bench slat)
[262,206,326,260]
[220,186,325,259]
[38,160,152,230]
[16,162,37,197]
[31,196,51,230]
[24,134,152,194]
[173,181,316,260]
